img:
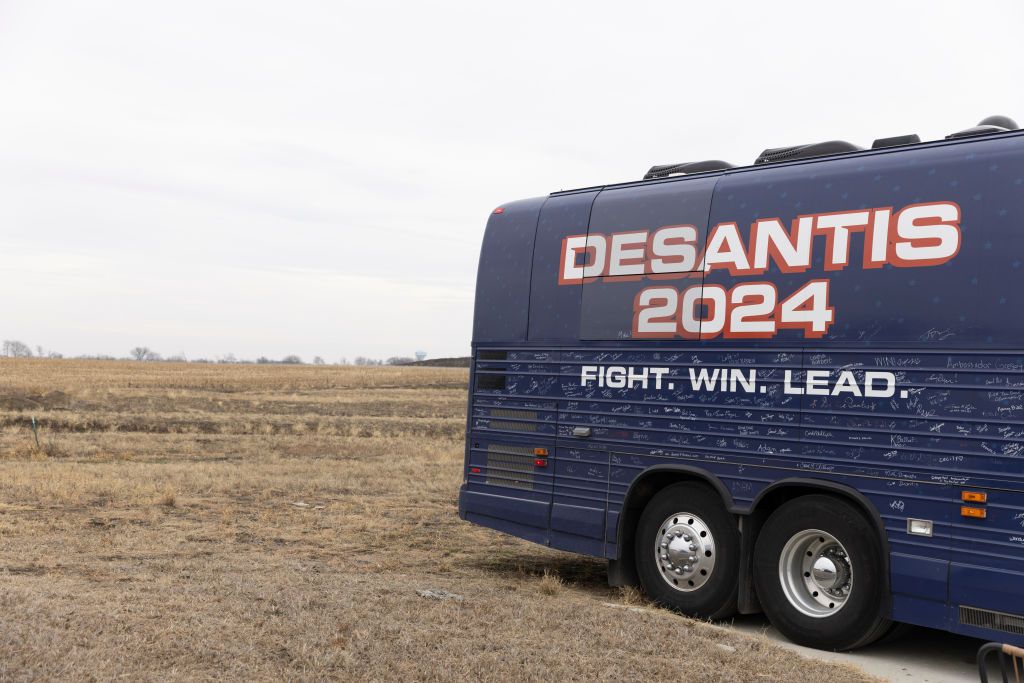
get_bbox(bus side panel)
[549,439,609,557]
[579,175,716,341]
[704,138,1024,635]
[799,348,1024,631]
[463,197,550,538]
[557,347,805,556]
[701,137,1024,346]
[462,350,558,540]
[528,191,598,342]
[703,156,964,623]
[472,197,545,343]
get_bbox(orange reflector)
[534,458,548,467]
[961,491,987,503]
[469,467,481,474]
[961,506,987,519]
[493,207,505,214]
[533,447,549,456]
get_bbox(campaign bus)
[458,116,1024,651]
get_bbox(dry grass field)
[0,359,877,682]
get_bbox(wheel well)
[750,482,888,548]
[611,468,733,588]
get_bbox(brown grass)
[0,359,878,682]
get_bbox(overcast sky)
[1,1,1022,361]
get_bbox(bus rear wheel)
[753,495,891,650]
[634,482,739,620]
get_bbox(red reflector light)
[534,458,548,467]
[469,467,481,474]
[493,207,505,214]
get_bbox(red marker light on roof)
[493,207,505,214]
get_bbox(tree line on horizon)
[1,339,419,366]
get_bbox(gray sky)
[1,1,1022,361]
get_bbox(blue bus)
[458,116,1024,651]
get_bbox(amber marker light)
[961,506,987,519]
[961,491,987,503]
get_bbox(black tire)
[876,621,914,645]
[753,495,890,651]
[634,482,739,620]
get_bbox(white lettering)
[608,232,647,276]
[690,368,720,391]
[865,371,897,397]
[784,370,804,395]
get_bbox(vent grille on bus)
[755,140,862,165]
[960,606,1024,636]
[485,444,536,490]
[643,160,734,180]
[488,408,538,432]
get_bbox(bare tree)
[280,355,302,364]
[2,340,33,357]
[130,347,160,361]
[313,356,325,365]
[386,356,415,365]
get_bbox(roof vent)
[872,134,921,149]
[947,114,1019,139]
[643,160,734,180]
[979,115,1019,130]
[754,140,862,165]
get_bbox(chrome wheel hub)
[654,512,716,592]
[779,529,853,617]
